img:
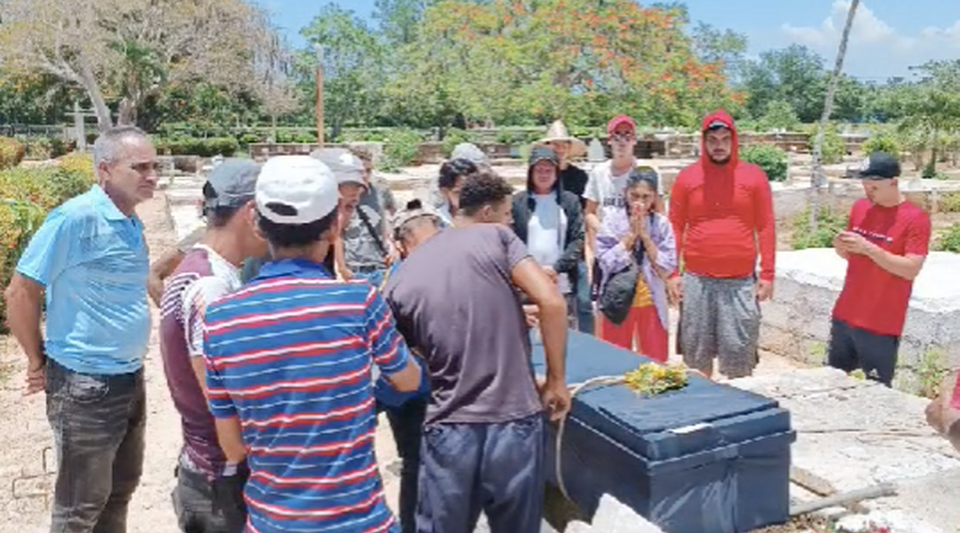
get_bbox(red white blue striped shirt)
[204,258,408,533]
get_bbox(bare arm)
[148,248,185,306]
[833,234,851,260]
[4,274,46,371]
[865,249,926,281]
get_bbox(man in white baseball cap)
[202,155,422,533]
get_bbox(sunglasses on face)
[610,132,635,142]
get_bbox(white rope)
[554,367,709,503]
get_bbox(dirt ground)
[0,192,803,532]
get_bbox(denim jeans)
[171,464,248,533]
[415,414,545,533]
[575,260,595,335]
[45,358,146,533]
[380,397,428,533]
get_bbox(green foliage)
[381,128,424,170]
[740,144,788,181]
[154,137,240,157]
[791,206,848,250]
[936,221,960,252]
[809,123,846,164]
[0,156,95,329]
[917,350,949,399]
[0,137,26,170]
[938,192,960,213]
[757,100,800,131]
[862,132,902,158]
[19,136,73,160]
[442,128,472,157]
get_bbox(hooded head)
[700,110,739,170]
[526,145,563,205]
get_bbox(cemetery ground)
[1,162,960,532]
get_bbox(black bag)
[597,262,640,326]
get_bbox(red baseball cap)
[607,114,636,135]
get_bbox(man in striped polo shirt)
[202,155,422,533]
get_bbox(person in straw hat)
[539,120,594,335]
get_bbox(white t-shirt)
[182,245,242,357]
[527,194,570,294]
[584,160,633,214]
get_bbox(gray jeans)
[679,273,760,378]
[45,359,146,533]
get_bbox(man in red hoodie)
[669,110,776,379]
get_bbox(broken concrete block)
[760,249,960,394]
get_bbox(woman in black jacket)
[511,145,585,327]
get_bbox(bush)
[791,206,848,250]
[442,128,472,157]
[939,192,960,213]
[741,144,789,182]
[862,133,901,158]
[154,137,239,157]
[936,222,960,253]
[382,128,424,171]
[0,137,25,170]
[808,124,846,164]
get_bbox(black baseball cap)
[856,152,901,180]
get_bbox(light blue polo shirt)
[16,185,151,375]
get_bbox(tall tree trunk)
[78,57,114,132]
[810,0,860,230]
[271,113,278,141]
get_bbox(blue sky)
[255,0,960,80]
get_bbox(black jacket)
[510,172,585,284]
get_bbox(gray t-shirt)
[343,183,395,270]
[383,224,542,426]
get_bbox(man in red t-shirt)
[830,152,932,386]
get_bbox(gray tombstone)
[587,138,606,162]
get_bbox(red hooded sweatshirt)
[669,110,776,281]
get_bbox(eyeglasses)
[127,161,161,174]
[610,132,635,142]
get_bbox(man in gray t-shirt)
[383,170,570,533]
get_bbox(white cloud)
[782,1,960,56]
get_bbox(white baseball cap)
[256,155,340,225]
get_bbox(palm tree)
[810,0,860,230]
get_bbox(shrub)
[791,206,848,250]
[808,124,846,164]
[936,222,960,253]
[741,144,789,182]
[442,128,472,156]
[862,133,901,158]
[939,191,960,213]
[0,137,25,170]
[382,128,424,171]
[154,137,239,157]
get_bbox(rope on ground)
[554,367,709,502]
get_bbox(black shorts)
[827,318,900,387]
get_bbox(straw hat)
[539,120,587,159]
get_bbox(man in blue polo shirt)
[4,126,158,533]
[203,155,422,533]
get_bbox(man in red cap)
[669,110,776,379]
[583,114,642,328]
